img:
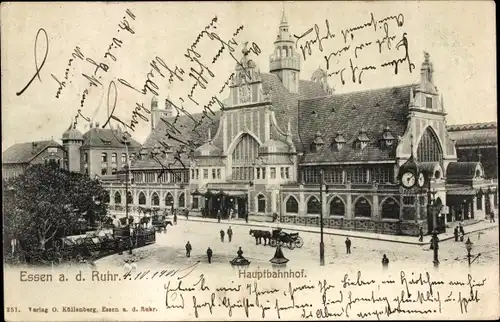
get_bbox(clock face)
[417,172,426,188]
[401,172,416,188]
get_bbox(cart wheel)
[288,241,296,250]
[270,239,277,247]
[295,237,304,248]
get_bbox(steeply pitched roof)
[140,75,326,164]
[82,128,141,149]
[298,85,414,164]
[2,140,62,164]
[447,122,497,147]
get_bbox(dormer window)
[426,97,432,109]
[101,138,112,145]
[333,131,346,151]
[381,125,395,148]
[311,131,324,152]
[356,128,370,149]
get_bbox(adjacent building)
[2,140,65,180]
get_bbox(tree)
[3,164,109,250]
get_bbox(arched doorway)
[114,191,121,204]
[178,193,185,208]
[165,192,174,209]
[354,197,371,217]
[381,198,400,219]
[307,196,321,214]
[138,192,146,205]
[286,196,298,214]
[329,196,345,216]
[257,194,266,213]
[151,192,160,206]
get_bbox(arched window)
[257,194,266,213]
[127,191,133,204]
[178,193,185,208]
[329,197,345,216]
[232,134,259,165]
[114,191,122,204]
[151,192,160,206]
[111,153,117,164]
[354,197,371,217]
[417,127,443,164]
[138,192,146,205]
[381,198,400,219]
[165,193,174,206]
[286,196,298,213]
[307,196,321,214]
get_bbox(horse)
[249,229,271,245]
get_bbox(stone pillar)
[271,190,277,213]
[346,193,353,219]
[482,196,487,218]
[299,189,305,215]
[489,193,495,212]
[372,194,379,219]
[471,197,476,219]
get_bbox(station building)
[97,12,498,235]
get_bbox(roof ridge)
[298,83,417,103]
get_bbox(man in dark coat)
[382,254,389,267]
[217,210,221,223]
[454,226,459,242]
[185,241,192,257]
[173,213,178,225]
[206,247,213,264]
[345,237,351,254]
[227,226,233,242]
[220,229,225,242]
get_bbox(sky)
[1,1,497,151]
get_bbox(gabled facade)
[101,11,498,236]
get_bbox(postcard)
[2,1,498,321]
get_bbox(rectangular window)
[111,154,117,164]
[101,153,107,163]
[256,168,261,179]
[426,97,432,109]
[101,168,107,175]
[121,154,127,164]
[270,167,276,179]
[203,169,208,179]
[285,167,290,179]
[191,169,195,179]
[196,169,199,179]
[212,169,216,179]
[84,153,88,163]
[346,166,366,183]
[217,168,221,179]
[280,167,285,179]
[262,167,266,179]
[192,197,199,209]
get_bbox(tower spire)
[281,3,288,25]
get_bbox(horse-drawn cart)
[269,229,304,249]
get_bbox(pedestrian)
[418,227,424,242]
[237,246,244,258]
[185,209,190,220]
[185,241,192,257]
[173,213,177,225]
[220,229,225,242]
[490,211,496,223]
[345,237,351,254]
[459,223,465,235]
[227,226,233,242]
[382,254,389,267]
[206,247,213,264]
[454,226,459,242]
[217,210,221,223]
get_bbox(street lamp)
[465,237,473,266]
[431,229,439,266]
[319,169,326,266]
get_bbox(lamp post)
[319,169,325,266]
[465,237,473,266]
[427,186,438,234]
[431,229,439,266]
